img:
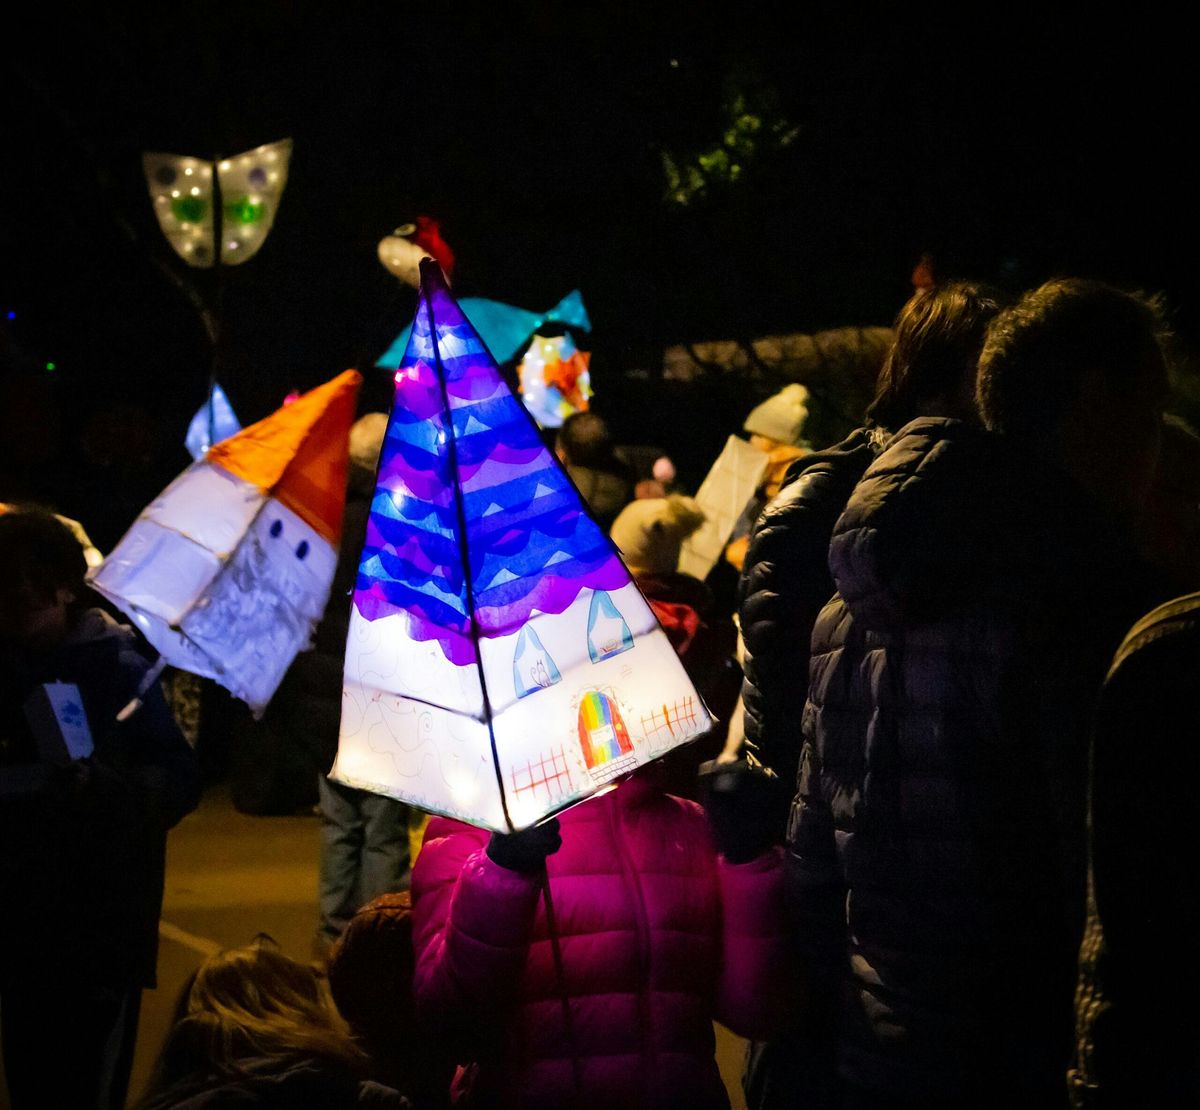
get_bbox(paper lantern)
[517,333,592,429]
[88,370,360,713]
[676,435,770,581]
[333,262,710,832]
[377,233,428,288]
[143,139,292,268]
[377,216,456,287]
[185,382,242,459]
[376,289,591,370]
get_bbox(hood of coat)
[828,418,1004,629]
[828,417,1154,633]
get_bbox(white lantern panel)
[677,435,771,581]
[332,690,503,829]
[90,520,223,627]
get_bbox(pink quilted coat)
[412,772,789,1109]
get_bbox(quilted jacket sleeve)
[713,845,792,1040]
[784,602,853,1027]
[412,818,542,1037]
[738,464,845,801]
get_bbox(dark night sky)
[2,5,1198,514]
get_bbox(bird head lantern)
[377,216,456,287]
[333,262,710,832]
[143,139,292,267]
[88,370,361,713]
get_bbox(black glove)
[698,758,780,864]
[486,817,562,874]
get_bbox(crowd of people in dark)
[2,273,1198,1108]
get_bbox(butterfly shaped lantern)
[143,139,291,268]
[332,263,711,832]
[88,371,360,714]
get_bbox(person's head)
[977,278,1171,518]
[0,505,88,651]
[156,935,363,1083]
[743,383,810,450]
[610,495,706,576]
[327,892,416,1050]
[866,280,1006,432]
[556,411,614,468]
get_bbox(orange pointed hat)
[207,369,362,543]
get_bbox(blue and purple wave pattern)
[355,270,625,666]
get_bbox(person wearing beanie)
[742,383,811,450]
[609,494,705,577]
[724,385,812,573]
[610,496,741,783]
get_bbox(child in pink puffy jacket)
[412,759,788,1109]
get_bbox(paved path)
[3,784,748,1108]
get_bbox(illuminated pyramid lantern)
[88,370,361,714]
[333,262,711,831]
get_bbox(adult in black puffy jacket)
[736,282,1005,820]
[790,280,1173,1108]
[738,283,1006,1109]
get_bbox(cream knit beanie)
[610,495,706,576]
[742,383,811,447]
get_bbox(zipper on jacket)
[610,796,655,1107]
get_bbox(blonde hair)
[148,935,364,1096]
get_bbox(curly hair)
[865,280,1006,432]
[977,278,1170,440]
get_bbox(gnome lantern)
[88,371,360,714]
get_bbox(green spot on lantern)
[171,195,208,223]
[224,197,265,225]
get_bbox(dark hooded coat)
[789,418,1164,1104]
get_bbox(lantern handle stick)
[206,155,226,452]
[116,655,169,722]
